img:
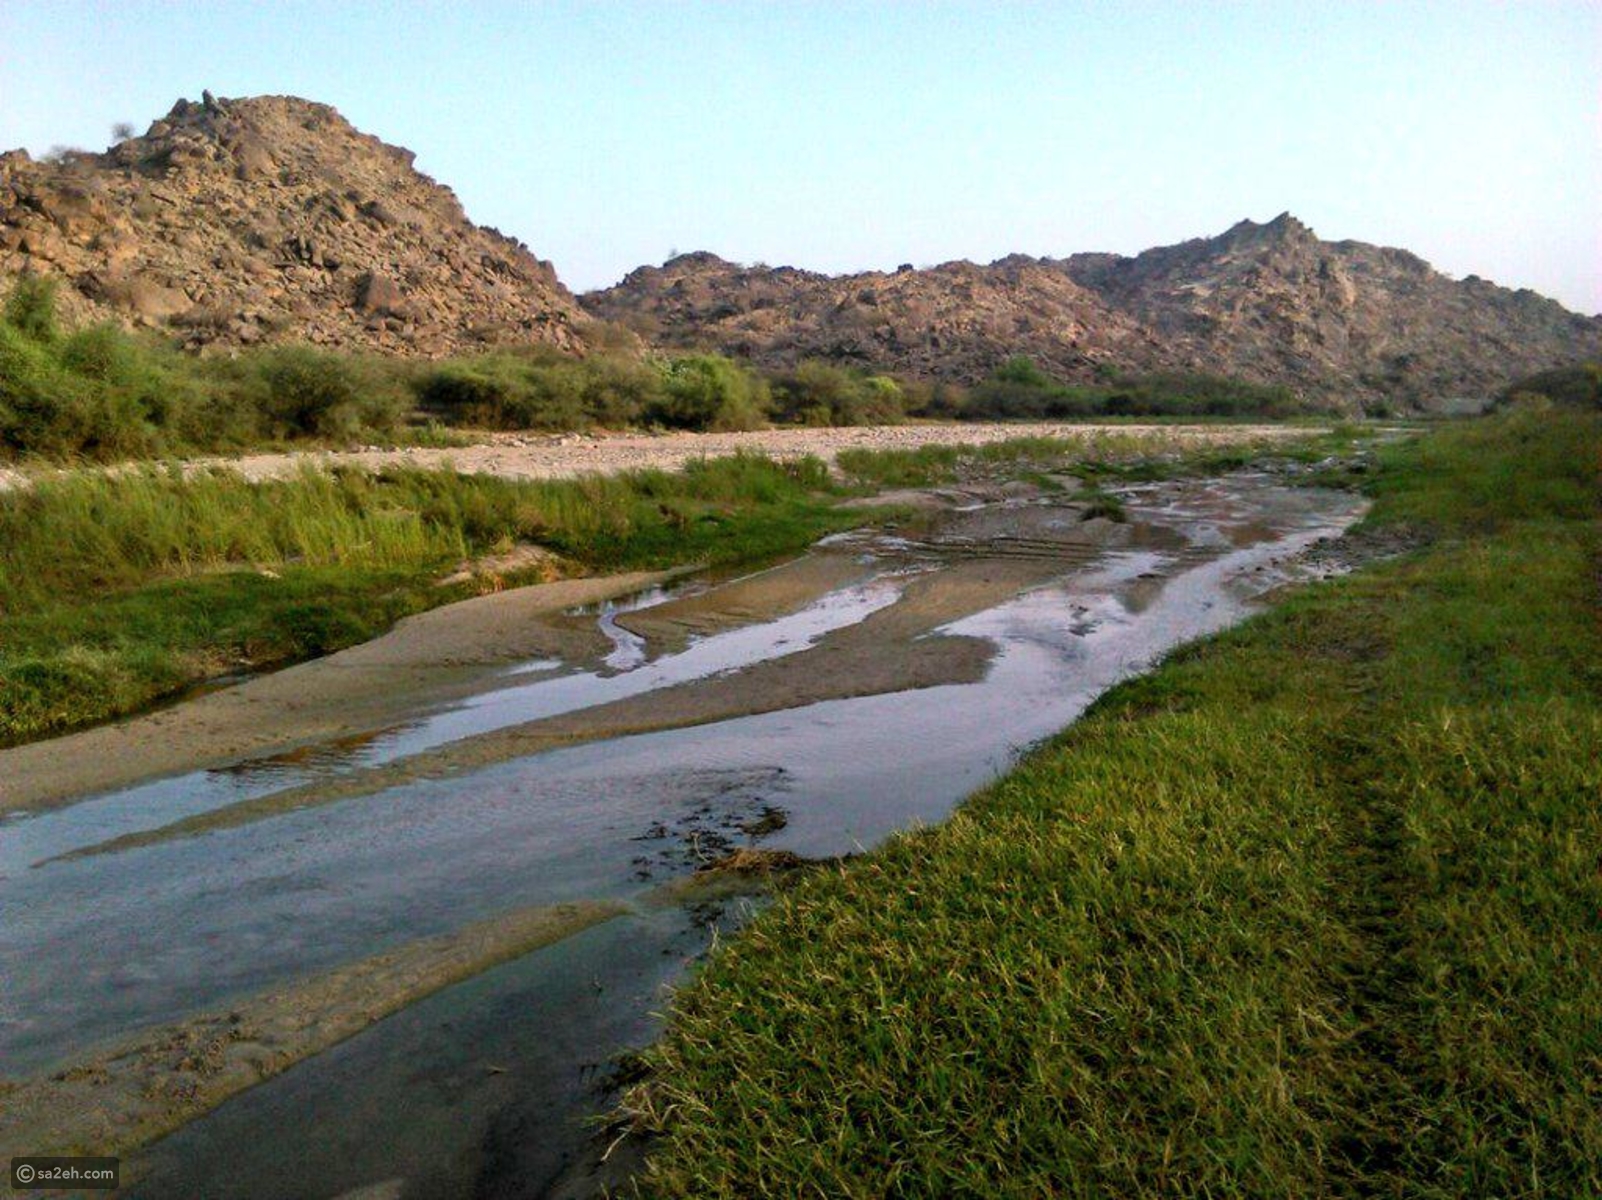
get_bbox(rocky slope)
[4,93,1594,411]
[0,93,585,356]
[585,215,1602,410]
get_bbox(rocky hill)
[0,93,585,356]
[4,94,1594,412]
[585,215,1602,411]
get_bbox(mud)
[0,568,688,816]
[0,900,623,1162]
[643,847,821,907]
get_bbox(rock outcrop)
[5,92,1594,414]
[585,215,1602,411]
[0,93,585,356]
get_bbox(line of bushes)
[964,355,1308,419]
[0,280,908,459]
[0,278,414,458]
[1,276,1315,464]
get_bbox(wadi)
[0,84,1597,1200]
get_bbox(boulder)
[102,274,192,321]
[231,135,277,182]
[354,271,408,318]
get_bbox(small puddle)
[0,474,1368,1198]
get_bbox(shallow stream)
[0,473,1365,1198]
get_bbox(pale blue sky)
[2,1,1598,311]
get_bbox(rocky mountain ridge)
[0,93,585,356]
[3,94,1596,412]
[585,214,1601,411]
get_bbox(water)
[0,475,1366,1198]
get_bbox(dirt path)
[0,421,1314,491]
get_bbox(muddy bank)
[0,900,623,1164]
[643,847,825,907]
[52,500,1137,863]
[0,569,686,816]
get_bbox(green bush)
[3,276,62,344]
[0,285,212,458]
[0,321,91,455]
[1499,362,1601,410]
[648,354,769,431]
[964,357,1303,420]
[414,350,665,431]
[770,360,908,426]
[237,347,410,439]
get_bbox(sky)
[2,1,1598,312]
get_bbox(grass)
[0,428,1320,745]
[834,427,1351,492]
[628,409,1602,1198]
[0,454,860,743]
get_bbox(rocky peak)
[587,217,1602,412]
[1220,211,1314,246]
[0,93,586,355]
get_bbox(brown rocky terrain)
[4,92,1595,411]
[585,214,1602,410]
[0,92,585,356]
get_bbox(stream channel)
[0,471,1365,1198]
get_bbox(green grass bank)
[0,428,1329,747]
[629,409,1602,1198]
[0,454,862,744]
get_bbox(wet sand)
[0,900,623,1161]
[0,569,686,816]
[613,553,879,649]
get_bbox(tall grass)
[630,410,1602,1197]
[834,429,1312,490]
[0,453,853,742]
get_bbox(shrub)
[649,355,769,431]
[964,358,1303,420]
[1499,362,1601,410]
[3,276,62,344]
[0,321,90,455]
[238,346,409,438]
[770,360,907,426]
[415,350,664,431]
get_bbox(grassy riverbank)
[0,427,1331,747]
[630,410,1602,1197]
[0,455,860,744]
